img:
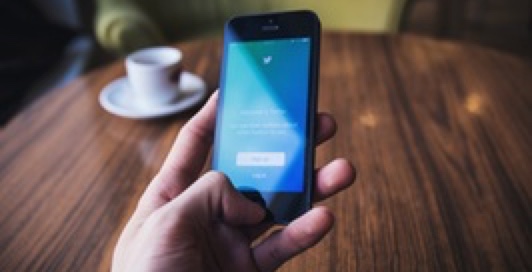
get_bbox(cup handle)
[170,65,183,84]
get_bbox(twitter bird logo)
[263,56,272,64]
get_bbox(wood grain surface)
[0,32,531,271]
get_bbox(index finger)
[158,91,219,195]
[135,91,218,219]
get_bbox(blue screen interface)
[215,37,311,192]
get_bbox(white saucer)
[99,72,207,119]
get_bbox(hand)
[112,91,356,271]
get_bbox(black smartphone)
[212,11,321,224]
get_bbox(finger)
[164,171,266,226]
[159,91,218,195]
[315,112,336,145]
[313,158,356,202]
[243,158,354,241]
[253,207,334,272]
[134,91,218,217]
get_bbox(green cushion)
[95,0,406,54]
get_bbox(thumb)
[166,171,266,226]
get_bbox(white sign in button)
[236,152,285,167]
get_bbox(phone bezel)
[213,10,321,224]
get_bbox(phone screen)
[215,37,311,193]
[213,11,320,223]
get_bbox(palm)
[189,222,257,271]
[141,200,262,271]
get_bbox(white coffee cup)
[126,47,183,109]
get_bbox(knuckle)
[182,117,214,144]
[205,171,230,185]
[268,244,287,266]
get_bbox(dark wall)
[0,0,76,125]
[403,0,532,59]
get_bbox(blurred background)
[1,0,530,126]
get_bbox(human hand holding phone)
[112,92,355,271]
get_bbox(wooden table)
[1,32,531,271]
